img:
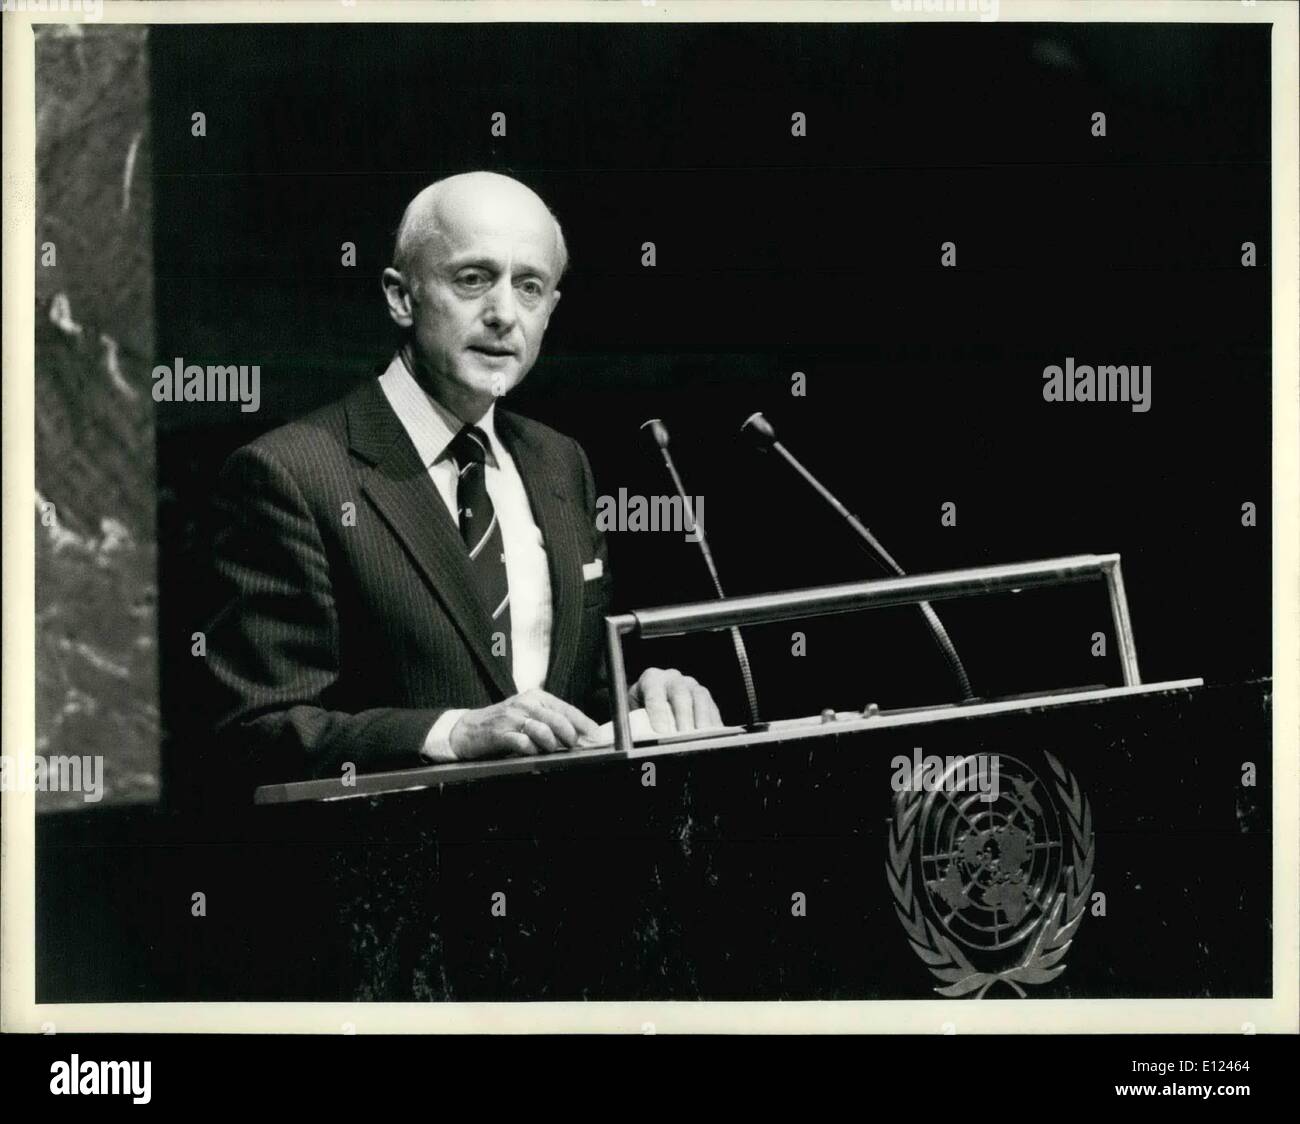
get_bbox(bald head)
[392,172,568,281]
[381,171,567,422]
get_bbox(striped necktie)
[447,424,511,669]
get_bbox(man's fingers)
[532,691,600,740]
[666,678,696,732]
[470,692,601,758]
[457,700,594,760]
[630,667,662,705]
[517,715,560,753]
[498,706,553,754]
[631,670,722,737]
[519,697,578,748]
[692,685,723,729]
[639,672,678,735]
[502,731,540,756]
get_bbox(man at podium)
[202,172,721,784]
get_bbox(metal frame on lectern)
[603,553,1142,754]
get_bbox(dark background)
[151,22,1271,794]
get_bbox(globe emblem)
[916,754,1065,952]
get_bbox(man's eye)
[517,280,543,298]
[456,272,489,288]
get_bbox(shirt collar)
[377,352,503,469]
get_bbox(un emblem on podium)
[887,752,1095,998]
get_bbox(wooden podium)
[218,676,1266,1002]
[35,557,1273,1003]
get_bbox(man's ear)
[545,288,561,326]
[381,267,414,328]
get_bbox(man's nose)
[481,277,517,330]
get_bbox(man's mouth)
[467,344,515,358]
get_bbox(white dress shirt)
[378,355,552,761]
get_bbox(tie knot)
[449,424,490,468]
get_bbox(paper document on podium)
[580,708,744,749]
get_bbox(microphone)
[741,411,975,702]
[641,418,762,726]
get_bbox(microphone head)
[741,411,777,450]
[641,417,671,449]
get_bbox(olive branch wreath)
[885,751,1095,999]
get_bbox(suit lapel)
[496,410,585,700]
[347,380,518,700]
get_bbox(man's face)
[387,182,562,419]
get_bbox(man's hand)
[629,667,723,736]
[449,689,601,760]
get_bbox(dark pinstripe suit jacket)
[204,376,613,786]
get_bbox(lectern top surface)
[252,678,1203,806]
